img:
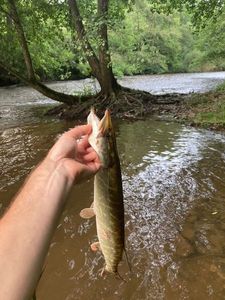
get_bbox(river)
[1,72,225,299]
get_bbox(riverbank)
[45,87,225,132]
[44,74,225,129]
[1,72,225,130]
[45,90,188,120]
[173,83,225,130]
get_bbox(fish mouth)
[99,109,112,135]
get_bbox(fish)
[80,108,125,275]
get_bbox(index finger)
[65,124,92,139]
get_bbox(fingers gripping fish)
[80,109,125,274]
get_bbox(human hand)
[47,124,101,184]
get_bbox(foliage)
[0,0,225,84]
[192,98,225,126]
[0,0,79,80]
[216,81,225,92]
[184,90,225,127]
[191,6,225,71]
[110,1,195,75]
[149,0,224,28]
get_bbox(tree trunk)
[8,0,35,80]
[69,0,119,97]
[2,0,121,107]
[29,80,78,105]
[1,0,79,105]
[97,0,119,95]
[68,0,102,80]
[0,60,78,105]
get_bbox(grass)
[183,81,225,129]
[215,81,225,92]
[195,109,225,126]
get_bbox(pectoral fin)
[79,208,95,219]
[91,242,101,252]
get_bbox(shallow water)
[1,73,225,299]
[1,119,225,299]
[1,71,225,130]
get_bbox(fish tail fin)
[99,266,127,282]
[124,248,132,273]
[115,271,128,283]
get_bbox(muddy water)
[1,73,225,299]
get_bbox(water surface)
[1,73,225,299]
[1,71,225,129]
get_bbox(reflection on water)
[1,118,225,299]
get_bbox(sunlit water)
[1,73,225,299]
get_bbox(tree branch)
[0,1,83,105]
[0,60,79,105]
[0,60,30,85]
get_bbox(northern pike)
[80,109,124,274]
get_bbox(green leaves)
[110,1,195,75]
[1,0,224,83]
[0,0,81,80]
[148,0,224,28]
[191,6,225,71]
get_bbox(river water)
[1,72,225,299]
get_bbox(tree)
[0,0,79,105]
[0,0,132,111]
[110,1,195,75]
[1,0,222,118]
[189,5,225,71]
[68,0,119,96]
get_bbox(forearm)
[0,158,72,300]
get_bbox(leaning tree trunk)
[1,0,80,105]
[8,0,35,80]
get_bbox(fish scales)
[83,109,125,274]
[94,162,124,273]
[94,137,124,273]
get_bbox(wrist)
[31,158,73,203]
[45,156,74,185]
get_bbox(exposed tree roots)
[46,87,189,121]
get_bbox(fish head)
[87,108,117,168]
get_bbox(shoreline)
[173,89,225,131]
[45,88,225,132]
